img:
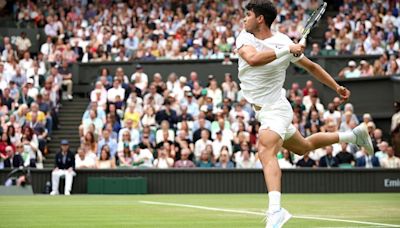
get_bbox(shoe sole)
[279,212,292,228]
[358,124,374,155]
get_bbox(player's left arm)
[294,56,350,102]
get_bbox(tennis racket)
[299,2,327,46]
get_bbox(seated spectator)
[3,145,24,168]
[50,140,75,195]
[155,120,175,144]
[296,153,316,168]
[355,147,380,168]
[335,143,355,167]
[212,131,232,160]
[155,100,178,127]
[196,150,214,168]
[174,148,195,168]
[214,149,234,168]
[90,82,108,109]
[97,129,118,158]
[359,60,374,77]
[319,145,339,168]
[236,149,255,168]
[309,43,321,56]
[278,149,295,169]
[117,143,133,167]
[75,147,96,169]
[194,129,213,160]
[153,146,174,168]
[96,145,116,169]
[132,145,154,168]
[380,146,400,168]
[338,60,361,78]
[375,141,389,161]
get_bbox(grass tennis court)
[0,193,399,227]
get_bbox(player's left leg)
[283,130,339,155]
[283,123,373,156]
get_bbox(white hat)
[27,78,34,84]
[200,105,208,112]
[348,60,356,67]
[183,86,191,92]
[179,76,187,83]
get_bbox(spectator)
[375,141,389,161]
[296,153,316,168]
[50,140,75,195]
[359,60,374,77]
[75,147,96,169]
[236,148,255,168]
[174,148,195,168]
[355,147,380,168]
[196,150,214,168]
[97,129,118,158]
[132,145,154,168]
[278,149,295,169]
[335,143,355,167]
[309,43,321,56]
[215,148,234,168]
[96,145,116,169]
[338,60,361,78]
[58,61,73,100]
[319,145,339,168]
[194,129,212,160]
[380,146,400,168]
[15,32,31,55]
[153,146,174,168]
[3,145,24,168]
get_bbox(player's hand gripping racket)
[294,2,327,57]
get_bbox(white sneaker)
[50,191,59,196]
[67,95,73,100]
[64,191,71,196]
[352,123,374,155]
[265,208,292,228]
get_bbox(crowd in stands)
[0,0,400,171]
[72,66,400,170]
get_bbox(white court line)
[139,200,400,228]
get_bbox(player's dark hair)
[246,0,277,28]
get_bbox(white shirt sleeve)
[235,30,254,50]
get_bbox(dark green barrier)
[1,169,398,194]
[87,177,147,194]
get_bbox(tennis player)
[236,1,373,227]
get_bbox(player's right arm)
[238,44,305,66]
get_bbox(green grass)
[0,194,399,227]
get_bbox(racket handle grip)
[299,37,306,46]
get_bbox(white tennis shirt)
[236,30,304,106]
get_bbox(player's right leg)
[258,129,292,228]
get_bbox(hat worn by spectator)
[208,75,214,80]
[136,64,143,69]
[360,60,368,65]
[61,139,69,145]
[183,85,191,92]
[179,76,187,83]
[27,78,34,84]
[348,60,356,67]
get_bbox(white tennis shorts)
[254,96,297,141]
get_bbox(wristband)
[275,46,290,59]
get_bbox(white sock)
[338,132,356,143]
[268,191,281,213]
